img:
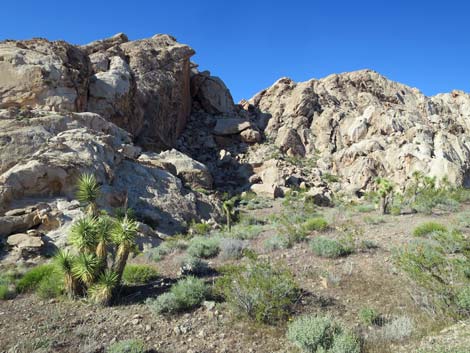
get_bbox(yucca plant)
[69,216,98,254]
[54,249,78,298]
[76,173,100,216]
[222,199,236,231]
[95,216,114,274]
[112,216,138,284]
[72,253,99,288]
[376,177,394,214]
[88,270,118,306]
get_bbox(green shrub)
[226,224,264,240]
[456,286,470,312]
[286,315,360,353]
[0,284,15,300]
[413,222,447,237]
[107,339,146,353]
[215,260,299,323]
[122,265,159,285]
[187,236,220,258]
[380,316,414,342]
[263,234,291,251]
[148,276,207,315]
[310,237,353,258]
[190,222,211,235]
[358,307,380,325]
[17,264,57,293]
[302,217,329,232]
[36,272,63,299]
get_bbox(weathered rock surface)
[248,70,470,192]
[0,110,220,243]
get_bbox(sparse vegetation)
[302,217,329,232]
[359,307,380,326]
[263,234,291,251]
[219,238,247,260]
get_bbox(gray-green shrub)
[187,236,220,258]
[310,237,353,258]
[286,315,360,353]
[107,339,146,353]
[147,276,207,314]
[219,238,247,260]
[413,222,447,237]
[122,265,159,285]
[263,234,291,251]
[178,256,210,276]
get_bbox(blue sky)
[2,0,469,101]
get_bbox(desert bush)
[355,204,375,213]
[107,339,146,353]
[358,307,380,326]
[226,223,264,240]
[148,276,207,315]
[310,237,353,258]
[219,238,247,260]
[0,284,14,300]
[122,265,159,285]
[215,260,299,323]
[302,217,329,232]
[456,286,470,313]
[187,236,220,258]
[413,222,447,237]
[456,212,470,228]
[178,256,210,276]
[286,315,360,353]
[17,264,57,293]
[380,316,414,342]
[363,215,385,225]
[263,234,291,251]
[190,221,211,235]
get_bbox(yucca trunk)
[64,273,79,298]
[113,244,130,285]
[96,241,107,274]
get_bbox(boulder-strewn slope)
[246,70,470,194]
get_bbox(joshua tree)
[55,249,77,298]
[76,173,100,216]
[222,199,236,232]
[54,173,139,305]
[112,216,138,284]
[376,177,394,214]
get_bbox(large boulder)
[0,38,91,111]
[191,70,235,114]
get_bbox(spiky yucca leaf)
[72,253,99,287]
[88,270,118,306]
[76,173,100,215]
[69,216,98,253]
[55,249,78,297]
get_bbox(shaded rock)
[191,71,235,114]
[250,183,284,198]
[240,128,262,143]
[213,118,251,136]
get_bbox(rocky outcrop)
[0,34,195,150]
[0,110,220,243]
[247,70,470,193]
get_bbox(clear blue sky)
[2,0,469,102]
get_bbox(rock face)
[0,33,195,150]
[247,70,470,193]
[0,110,220,242]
